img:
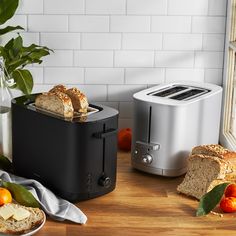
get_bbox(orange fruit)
[220,197,236,213]
[118,128,132,151]
[225,184,236,198]
[0,187,12,206]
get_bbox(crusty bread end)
[191,144,236,160]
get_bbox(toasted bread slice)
[65,88,89,113]
[0,203,45,235]
[35,92,74,118]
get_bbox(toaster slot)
[170,89,209,101]
[150,86,187,97]
[148,106,152,143]
[27,103,99,120]
[148,84,211,101]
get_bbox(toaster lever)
[136,141,160,151]
[93,128,117,139]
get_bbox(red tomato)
[118,128,132,151]
[220,197,236,213]
[225,184,236,198]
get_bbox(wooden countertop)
[37,152,236,236]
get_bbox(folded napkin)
[0,170,87,224]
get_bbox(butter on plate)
[0,204,30,221]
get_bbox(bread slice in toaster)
[35,92,74,118]
[177,154,232,199]
[65,88,89,113]
[49,84,67,93]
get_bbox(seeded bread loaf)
[177,154,231,199]
[35,92,74,118]
[192,144,236,160]
[177,144,235,199]
[0,203,44,235]
[65,88,89,113]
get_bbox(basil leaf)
[2,180,40,208]
[196,183,230,216]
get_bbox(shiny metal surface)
[131,82,223,177]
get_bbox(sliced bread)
[177,154,230,199]
[65,88,89,113]
[0,203,44,235]
[35,91,74,118]
[177,144,236,199]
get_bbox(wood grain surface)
[37,152,236,236]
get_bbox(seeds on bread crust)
[49,84,67,93]
[191,144,236,159]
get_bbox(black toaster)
[11,94,119,202]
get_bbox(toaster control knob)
[142,154,153,164]
[99,176,111,188]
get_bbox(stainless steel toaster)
[131,82,222,177]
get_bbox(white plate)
[6,211,46,236]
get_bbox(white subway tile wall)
[44,68,84,84]
[17,0,44,14]
[41,33,81,49]
[85,68,124,84]
[10,0,226,128]
[40,50,73,66]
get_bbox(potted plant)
[0,0,52,95]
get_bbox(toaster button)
[142,154,153,164]
[99,176,111,188]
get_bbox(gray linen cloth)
[0,170,87,224]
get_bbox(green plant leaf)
[6,43,52,73]
[22,44,52,53]
[12,35,23,57]
[0,46,8,60]
[28,49,50,60]
[4,38,14,49]
[0,25,23,36]
[196,183,230,216]
[2,180,40,208]
[12,69,33,95]
[0,155,13,172]
[0,0,19,25]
